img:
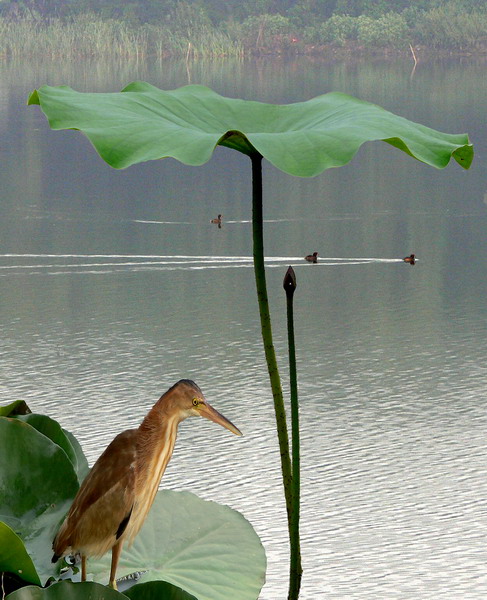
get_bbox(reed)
[0,14,243,59]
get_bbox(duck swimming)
[305,252,319,263]
[403,254,416,265]
[210,214,222,225]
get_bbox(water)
[1,56,486,599]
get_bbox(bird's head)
[170,379,242,436]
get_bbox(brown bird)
[403,254,416,265]
[210,214,222,225]
[305,252,318,263]
[51,380,242,588]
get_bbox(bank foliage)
[0,0,486,57]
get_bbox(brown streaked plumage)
[305,252,318,263]
[51,379,242,588]
[403,254,416,265]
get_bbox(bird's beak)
[199,401,243,436]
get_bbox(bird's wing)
[69,429,137,517]
[53,429,138,556]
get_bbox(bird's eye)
[192,398,199,406]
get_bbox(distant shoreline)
[1,14,486,61]
[247,42,487,60]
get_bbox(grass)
[0,14,244,59]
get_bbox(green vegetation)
[0,0,486,57]
[0,401,266,599]
[0,12,243,58]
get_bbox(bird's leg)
[81,555,87,582]
[108,540,123,589]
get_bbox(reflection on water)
[1,56,486,599]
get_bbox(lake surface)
[1,55,486,599]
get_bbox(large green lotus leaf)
[0,522,41,586]
[6,581,125,600]
[90,490,266,600]
[62,428,90,482]
[0,418,79,584]
[0,400,32,417]
[125,581,198,600]
[27,83,473,176]
[14,414,88,484]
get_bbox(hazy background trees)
[1,0,486,55]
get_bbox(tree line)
[1,0,486,55]
[2,0,486,23]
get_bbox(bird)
[403,254,416,265]
[210,214,222,226]
[51,379,242,589]
[305,252,318,263]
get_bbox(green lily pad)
[14,414,88,484]
[0,400,32,417]
[0,417,80,584]
[28,83,473,176]
[0,522,41,586]
[125,581,198,600]
[90,490,266,600]
[6,581,125,600]
[62,428,90,482]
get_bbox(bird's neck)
[130,405,182,538]
[137,404,181,482]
